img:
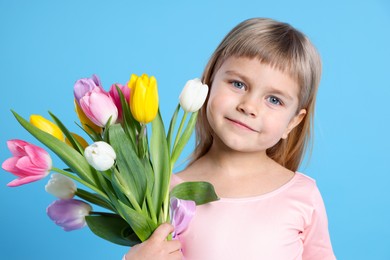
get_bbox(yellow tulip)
[65,132,89,150]
[127,74,138,90]
[30,115,64,141]
[74,100,102,134]
[129,74,159,124]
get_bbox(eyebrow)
[225,70,251,84]
[224,70,295,101]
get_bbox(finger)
[150,223,174,241]
[165,239,182,253]
[169,250,184,260]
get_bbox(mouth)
[226,118,258,132]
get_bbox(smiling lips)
[226,118,258,132]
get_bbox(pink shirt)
[171,172,335,260]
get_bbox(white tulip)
[84,141,116,171]
[179,78,209,112]
[45,173,76,199]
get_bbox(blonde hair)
[190,18,322,172]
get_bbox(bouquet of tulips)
[2,74,218,246]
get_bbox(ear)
[282,109,306,139]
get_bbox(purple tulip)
[170,197,196,239]
[79,87,118,127]
[108,83,131,122]
[47,199,92,231]
[74,74,103,104]
[2,139,52,187]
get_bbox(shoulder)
[293,172,318,191]
[288,172,326,206]
[170,173,184,189]
[174,159,207,182]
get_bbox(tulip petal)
[7,175,47,187]
[75,100,102,134]
[109,83,130,122]
[74,74,103,103]
[91,74,102,87]
[179,78,209,112]
[47,199,92,231]
[7,139,29,157]
[130,74,159,123]
[16,156,49,175]
[80,88,118,127]
[84,141,116,171]
[88,153,114,171]
[2,157,27,177]
[30,115,64,141]
[2,139,52,186]
[170,197,196,239]
[45,173,76,199]
[88,92,118,125]
[24,145,52,169]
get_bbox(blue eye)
[232,81,246,90]
[268,96,282,105]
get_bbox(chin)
[221,140,259,153]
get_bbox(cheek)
[263,114,292,135]
[205,93,230,132]
[206,98,218,128]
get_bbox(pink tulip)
[108,83,131,122]
[73,74,103,104]
[79,87,118,127]
[2,139,52,187]
[47,199,92,231]
[170,197,196,240]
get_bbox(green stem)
[165,112,189,223]
[172,111,188,153]
[162,173,172,224]
[138,124,147,158]
[113,169,143,213]
[163,189,170,223]
[75,188,114,212]
[51,167,109,201]
[146,191,157,223]
[167,104,181,154]
[124,189,143,213]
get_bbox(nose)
[237,96,258,117]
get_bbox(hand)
[124,223,183,260]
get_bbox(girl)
[124,17,335,260]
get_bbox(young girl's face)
[206,56,306,154]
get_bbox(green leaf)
[76,121,102,142]
[116,85,140,147]
[85,214,141,246]
[12,111,96,185]
[150,110,171,220]
[170,181,219,205]
[117,200,157,242]
[170,112,198,168]
[109,124,147,206]
[167,104,180,154]
[142,157,154,192]
[76,188,115,212]
[49,111,84,154]
[140,157,157,222]
[111,169,140,211]
[92,168,118,204]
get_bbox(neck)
[203,140,274,178]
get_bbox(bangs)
[213,20,320,108]
[222,27,306,82]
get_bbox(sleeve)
[301,184,336,260]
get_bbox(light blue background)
[1,1,389,259]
